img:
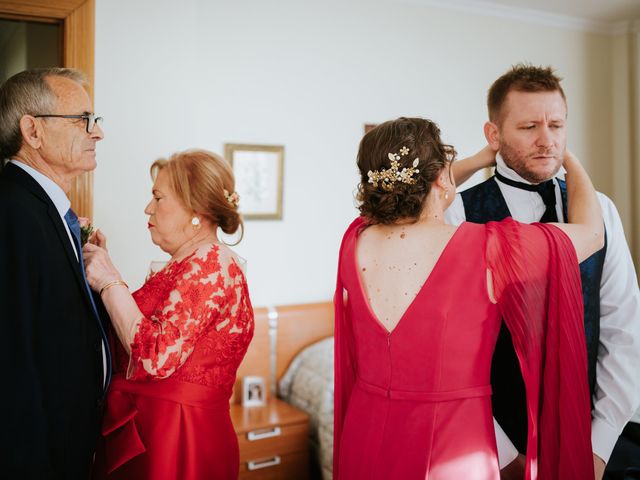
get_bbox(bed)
[279,337,334,480]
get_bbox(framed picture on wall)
[224,143,284,220]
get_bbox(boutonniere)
[78,217,94,247]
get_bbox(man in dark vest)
[445,64,640,480]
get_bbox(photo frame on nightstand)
[242,375,266,407]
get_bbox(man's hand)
[500,454,525,480]
[593,454,606,480]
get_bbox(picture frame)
[242,375,266,407]
[224,144,284,220]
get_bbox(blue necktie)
[64,209,96,305]
[64,208,111,391]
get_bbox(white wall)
[94,0,615,306]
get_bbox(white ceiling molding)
[396,0,629,36]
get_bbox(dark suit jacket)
[0,163,107,479]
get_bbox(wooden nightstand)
[231,398,310,479]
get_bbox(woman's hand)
[500,454,525,480]
[475,144,498,169]
[83,243,142,354]
[452,145,497,185]
[88,228,108,250]
[82,243,122,292]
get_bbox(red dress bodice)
[96,243,254,480]
[112,243,253,393]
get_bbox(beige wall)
[93,0,631,305]
[612,33,633,236]
[611,24,640,265]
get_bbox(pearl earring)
[191,217,200,227]
[444,190,449,200]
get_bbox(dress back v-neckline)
[353,222,467,335]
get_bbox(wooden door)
[0,0,95,218]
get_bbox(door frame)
[0,0,95,218]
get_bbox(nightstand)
[231,397,310,479]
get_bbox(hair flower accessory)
[367,146,420,191]
[224,189,240,207]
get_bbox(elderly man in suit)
[0,68,111,479]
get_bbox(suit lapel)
[3,164,94,310]
[46,204,93,301]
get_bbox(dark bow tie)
[494,170,558,223]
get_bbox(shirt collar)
[494,153,536,185]
[10,160,71,218]
[495,153,564,188]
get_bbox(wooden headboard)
[233,301,334,403]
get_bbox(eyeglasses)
[34,113,104,133]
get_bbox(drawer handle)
[248,456,281,471]
[247,426,281,441]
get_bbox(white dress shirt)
[11,160,108,387]
[445,155,640,465]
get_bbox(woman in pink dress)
[334,118,603,480]
[83,150,253,479]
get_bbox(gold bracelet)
[99,279,129,296]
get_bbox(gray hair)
[0,68,88,163]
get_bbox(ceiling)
[405,0,640,30]
[469,0,640,24]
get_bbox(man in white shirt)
[0,68,110,478]
[445,64,640,480]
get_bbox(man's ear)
[484,121,500,151]
[19,115,43,149]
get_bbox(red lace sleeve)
[486,218,593,480]
[333,217,365,478]
[127,244,249,380]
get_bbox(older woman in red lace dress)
[83,150,253,479]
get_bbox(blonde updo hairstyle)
[357,117,456,224]
[150,149,243,243]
